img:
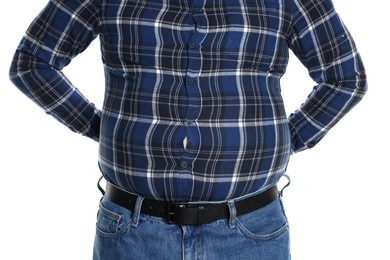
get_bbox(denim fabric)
[93,195,290,259]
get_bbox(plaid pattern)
[10,0,366,201]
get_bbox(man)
[9,0,366,259]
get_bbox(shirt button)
[188,78,195,85]
[181,161,188,169]
[189,42,196,49]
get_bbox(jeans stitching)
[95,201,133,239]
[236,220,289,242]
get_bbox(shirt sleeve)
[9,0,102,141]
[287,0,367,153]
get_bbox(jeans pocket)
[95,196,132,238]
[236,198,289,242]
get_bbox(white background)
[1,1,388,259]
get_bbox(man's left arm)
[287,0,368,154]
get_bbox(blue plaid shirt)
[10,0,366,201]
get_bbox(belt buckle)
[166,202,191,224]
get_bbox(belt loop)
[227,200,237,229]
[97,176,105,195]
[131,196,145,228]
[280,174,291,197]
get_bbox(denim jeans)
[93,195,290,259]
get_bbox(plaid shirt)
[10,0,366,201]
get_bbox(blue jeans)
[93,195,290,259]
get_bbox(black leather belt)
[100,178,279,225]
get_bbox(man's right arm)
[9,0,102,141]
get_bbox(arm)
[287,0,367,153]
[9,0,102,141]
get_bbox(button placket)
[171,1,206,200]
[178,0,205,185]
